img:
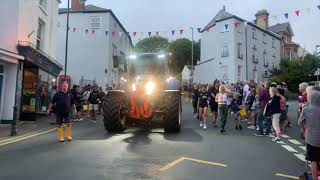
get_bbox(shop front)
[17,41,63,121]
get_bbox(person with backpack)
[269,87,282,142]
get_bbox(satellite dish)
[79,0,86,4]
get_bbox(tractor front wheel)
[163,92,181,133]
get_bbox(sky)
[60,0,320,52]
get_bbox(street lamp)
[64,0,70,76]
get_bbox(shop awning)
[0,48,24,64]
[17,41,63,76]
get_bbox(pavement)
[0,101,308,180]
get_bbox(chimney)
[71,0,85,11]
[255,9,269,30]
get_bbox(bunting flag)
[105,31,109,36]
[112,31,116,37]
[224,24,229,31]
[284,13,289,19]
[156,32,159,36]
[197,28,201,33]
[92,29,95,34]
[73,28,76,32]
[295,10,300,16]
[318,5,320,10]
[148,32,151,37]
[171,30,175,36]
[133,32,137,37]
[119,31,123,36]
[85,29,88,34]
[180,30,184,35]
[234,22,240,28]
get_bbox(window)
[237,65,242,81]
[237,43,243,59]
[39,0,47,10]
[252,54,258,64]
[287,50,292,60]
[112,44,117,55]
[263,33,267,44]
[36,19,45,50]
[221,66,228,80]
[272,62,275,69]
[284,36,288,43]
[90,16,101,29]
[253,44,257,51]
[263,50,268,67]
[252,28,257,39]
[272,38,275,48]
[221,43,229,57]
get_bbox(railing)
[18,41,63,68]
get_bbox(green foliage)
[270,55,320,92]
[134,37,200,76]
[134,36,169,53]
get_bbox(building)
[194,8,281,84]
[0,0,63,121]
[181,65,192,84]
[57,0,132,88]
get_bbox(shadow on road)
[163,128,203,142]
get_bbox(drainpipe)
[245,22,248,80]
[11,61,21,136]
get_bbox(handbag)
[239,108,247,117]
[83,104,89,111]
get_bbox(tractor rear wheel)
[102,93,127,133]
[163,92,181,133]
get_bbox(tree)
[168,38,200,75]
[134,36,169,53]
[270,54,320,92]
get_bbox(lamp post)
[64,0,70,76]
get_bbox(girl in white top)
[216,85,233,133]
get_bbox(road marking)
[184,157,227,167]
[288,139,302,145]
[281,145,298,153]
[0,128,56,147]
[159,157,227,171]
[299,146,306,151]
[294,154,306,162]
[159,157,186,171]
[281,134,291,138]
[275,173,299,179]
[276,141,285,144]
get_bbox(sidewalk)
[0,115,56,142]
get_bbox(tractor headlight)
[145,81,155,95]
[132,83,136,91]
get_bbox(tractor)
[102,53,182,133]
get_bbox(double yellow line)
[0,128,56,147]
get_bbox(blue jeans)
[257,109,272,135]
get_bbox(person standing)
[191,84,199,117]
[298,90,320,180]
[198,84,209,130]
[48,82,74,142]
[49,85,57,125]
[88,85,99,123]
[73,85,83,122]
[269,87,282,141]
[254,81,271,137]
[209,81,219,127]
[216,85,231,133]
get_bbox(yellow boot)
[66,125,72,141]
[57,127,65,142]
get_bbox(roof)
[59,5,133,47]
[269,22,294,35]
[202,9,244,32]
[247,22,282,40]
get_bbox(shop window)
[38,70,49,112]
[23,68,38,112]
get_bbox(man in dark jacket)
[48,82,74,142]
[88,85,99,123]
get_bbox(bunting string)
[56,6,319,38]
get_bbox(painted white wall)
[57,11,131,87]
[196,17,281,84]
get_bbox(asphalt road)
[0,102,306,180]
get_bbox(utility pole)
[64,0,70,76]
[190,27,194,84]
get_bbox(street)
[0,102,306,180]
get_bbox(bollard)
[10,106,17,136]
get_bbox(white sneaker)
[203,124,207,130]
[256,126,260,131]
[200,122,203,127]
[78,118,83,121]
[272,137,281,142]
[193,114,197,118]
[247,125,256,130]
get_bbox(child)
[230,94,242,130]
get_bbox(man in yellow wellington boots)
[48,82,74,142]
